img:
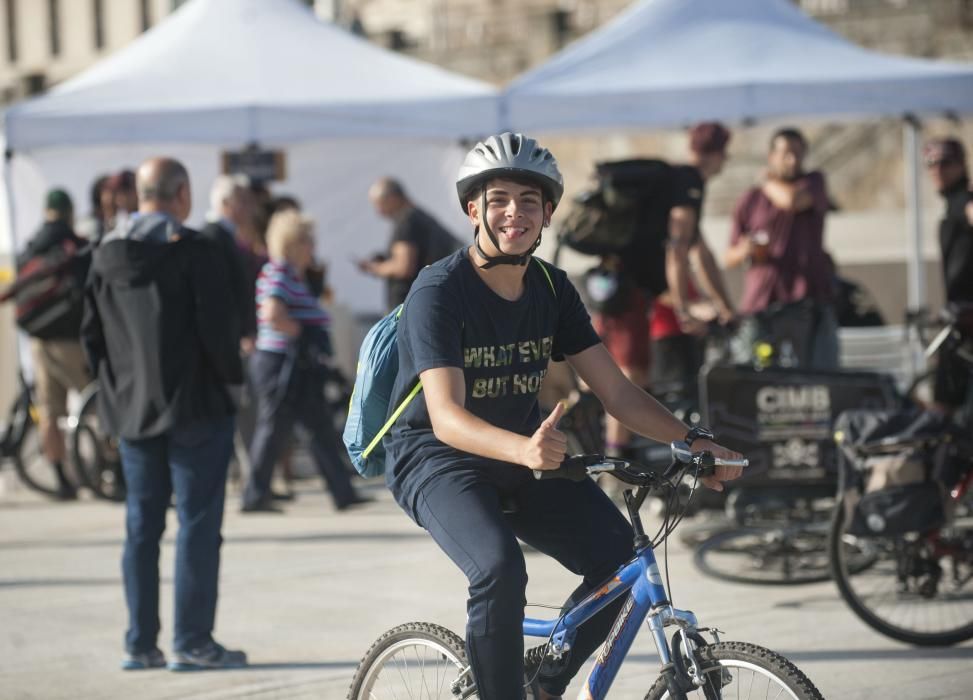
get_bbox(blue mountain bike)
[348,441,824,699]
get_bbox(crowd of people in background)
[6,158,378,670]
[7,132,971,480]
[2,127,970,674]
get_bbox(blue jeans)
[120,415,235,654]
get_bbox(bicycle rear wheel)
[71,388,125,502]
[347,622,470,700]
[829,496,973,646]
[644,641,824,700]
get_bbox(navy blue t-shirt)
[385,248,601,513]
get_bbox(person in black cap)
[18,189,91,499]
[924,137,973,413]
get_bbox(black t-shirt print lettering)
[465,336,553,399]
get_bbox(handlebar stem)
[624,487,651,550]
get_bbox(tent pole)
[903,115,926,376]
[1,141,26,394]
[498,92,510,133]
[903,115,925,312]
[1,145,16,257]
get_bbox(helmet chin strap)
[473,190,543,270]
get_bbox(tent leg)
[903,116,925,312]
[2,146,17,257]
[903,116,926,375]
[1,144,26,397]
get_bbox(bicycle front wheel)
[11,420,71,498]
[644,641,824,700]
[347,622,470,700]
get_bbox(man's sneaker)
[121,648,166,670]
[168,641,248,671]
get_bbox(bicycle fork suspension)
[646,606,724,699]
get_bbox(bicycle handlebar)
[533,440,749,484]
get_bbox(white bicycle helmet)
[456,132,564,213]
[455,133,564,268]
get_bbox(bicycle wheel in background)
[644,641,824,699]
[71,386,125,502]
[10,416,74,498]
[829,493,973,646]
[347,622,470,700]
[693,525,834,585]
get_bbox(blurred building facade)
[0,0,323,104]
[1,0,971,326]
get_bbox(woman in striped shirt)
[242,210,368,513]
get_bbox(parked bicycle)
[0,370,78,498]
[348,440,826,700]
[828,304,973,646]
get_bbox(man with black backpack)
[588,123,736,458]
[15,189,91,499]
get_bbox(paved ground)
[0,470,970,700]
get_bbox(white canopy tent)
[1,0,500,315]
[502,0,973,310]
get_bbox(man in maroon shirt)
[725,127,838,369]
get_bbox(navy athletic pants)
[414,468,634,699]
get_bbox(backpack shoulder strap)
[362,379,423,459]
[532,257,557,298]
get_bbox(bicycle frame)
[523,539,701,700]
[928,468,973,560]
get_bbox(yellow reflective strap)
[362,380,423,459]
[533,258,556,297]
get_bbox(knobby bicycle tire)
[644,641,824,700]
[347,622,469,700]
[829,503,973,646]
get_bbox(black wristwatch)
[684,426,714,446]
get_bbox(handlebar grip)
[696,453,749,478]
[714,457,749,468]
[533,455,591,482]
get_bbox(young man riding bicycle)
[384,133,743,700]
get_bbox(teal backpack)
[342,258,557,478]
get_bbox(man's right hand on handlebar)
[522,402,568,471]
[692,438,745,492]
